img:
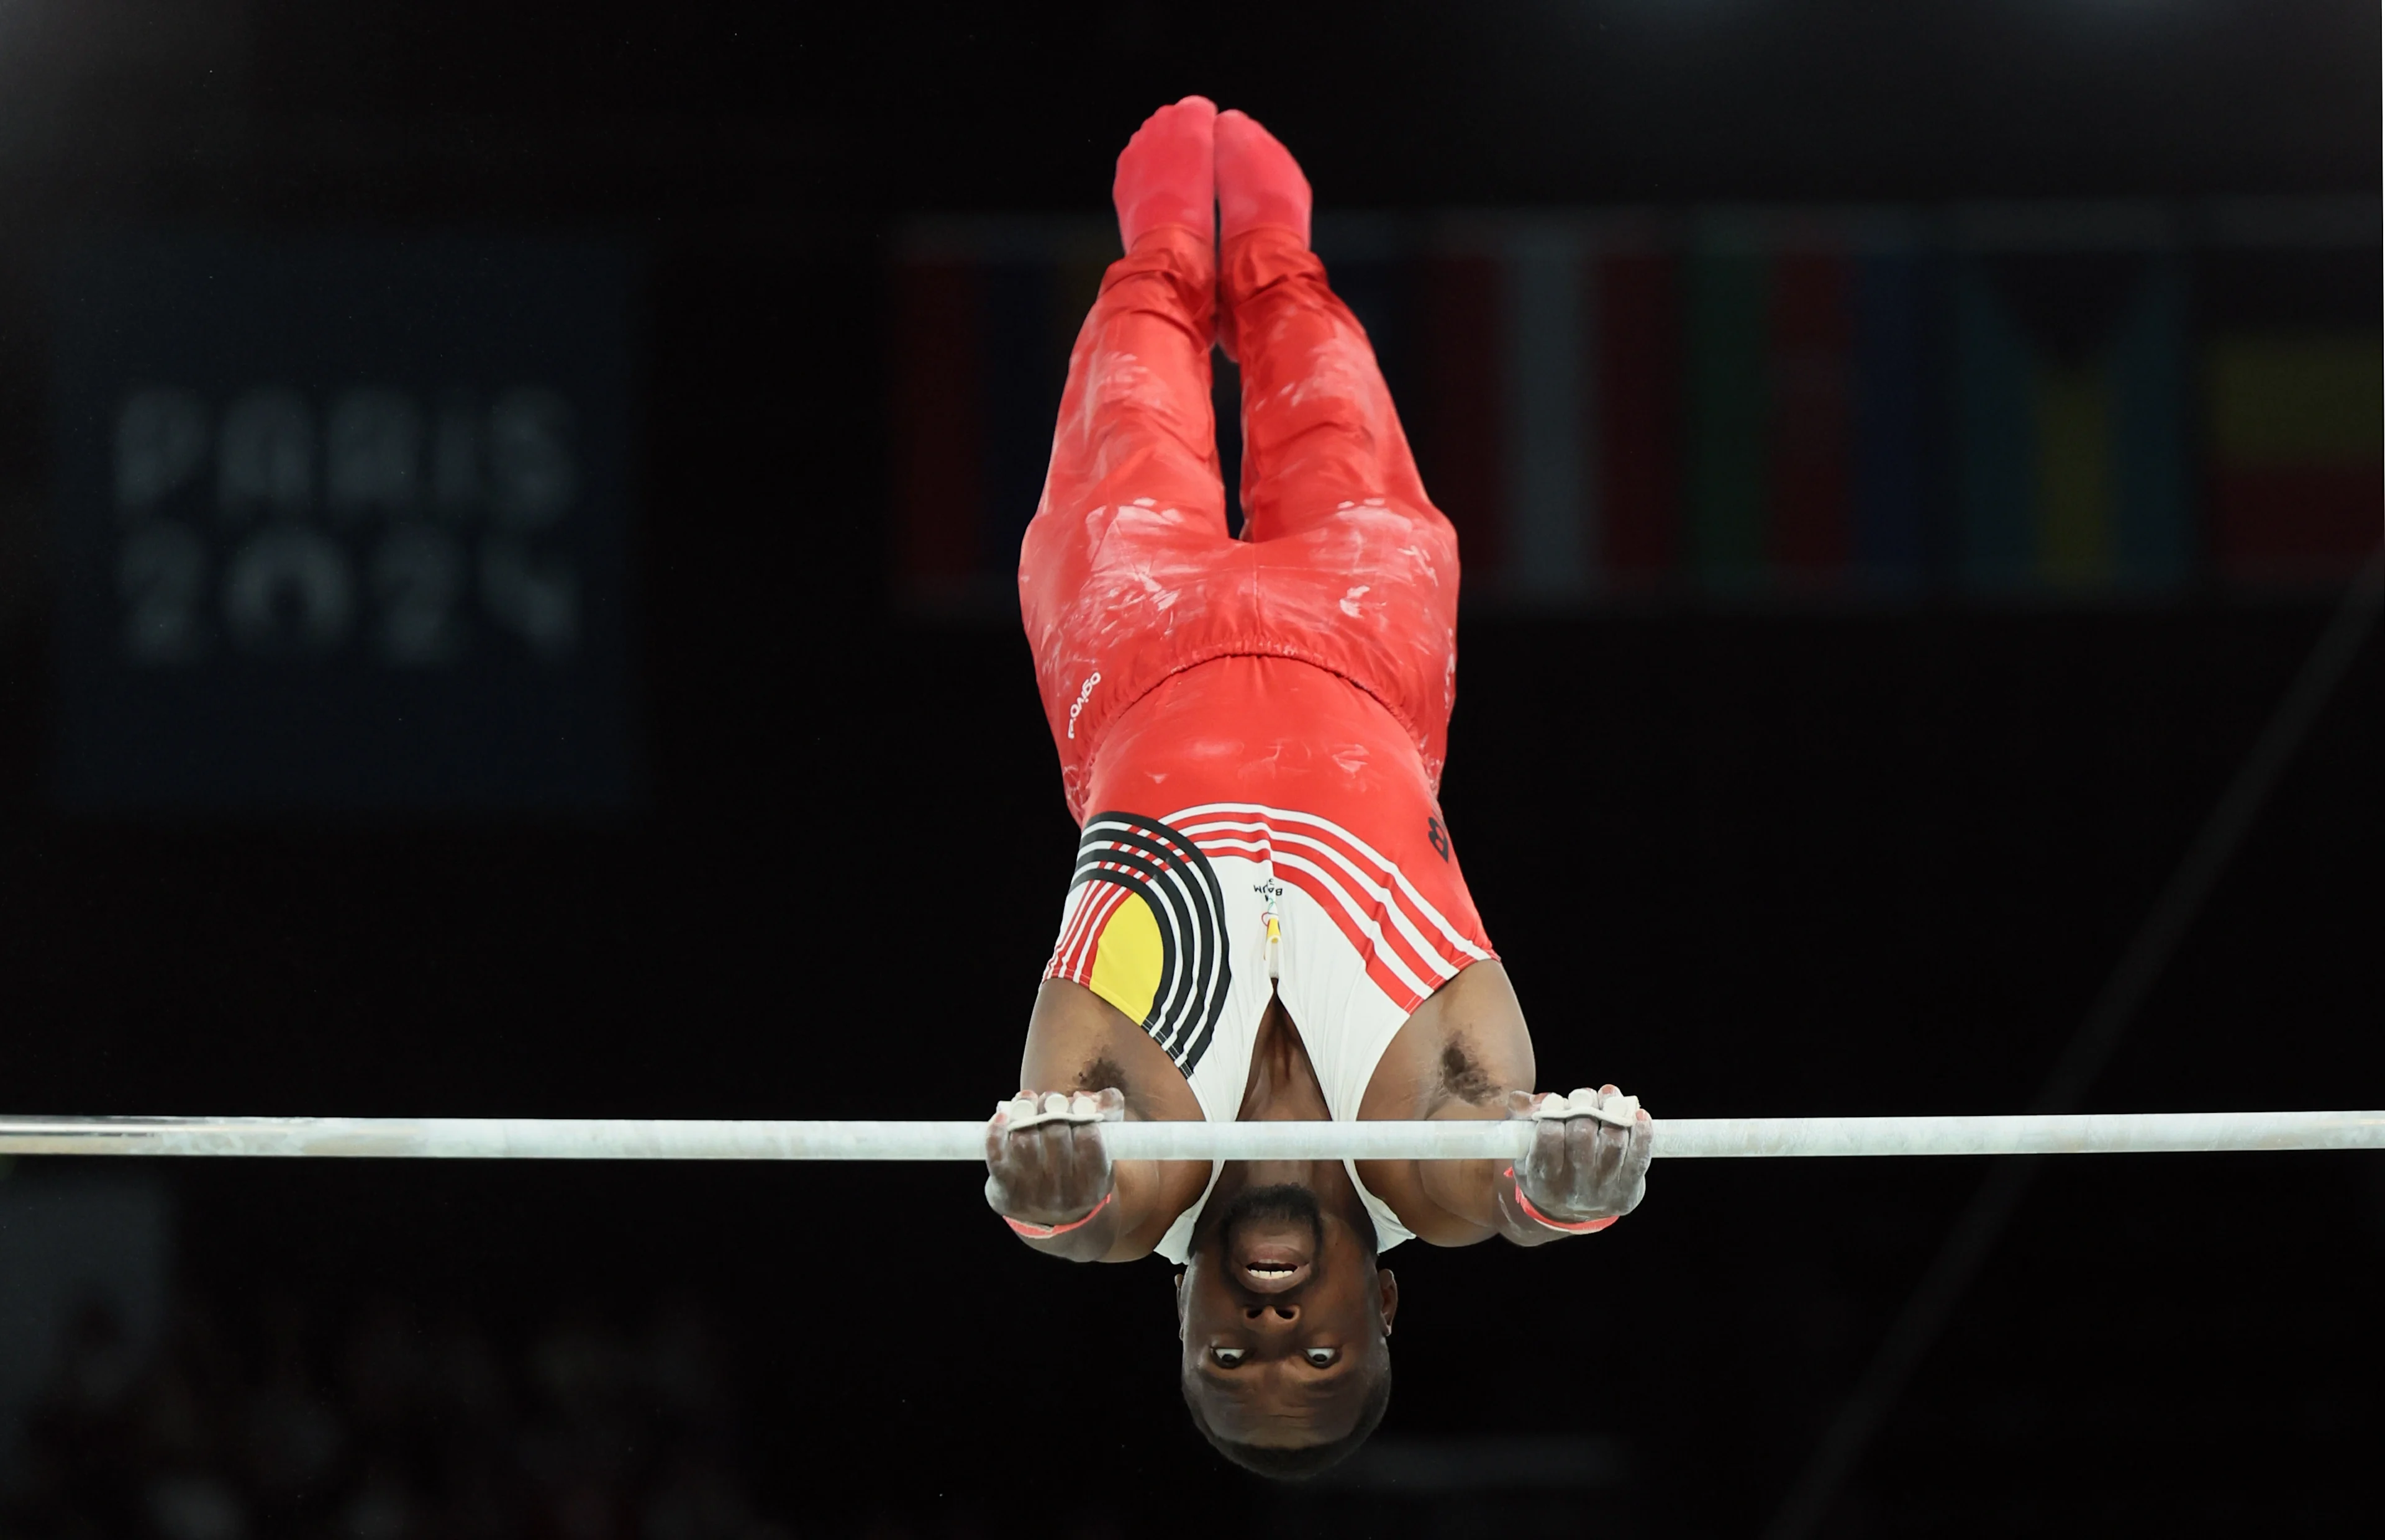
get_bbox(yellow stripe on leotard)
[1088,890,1164,1028]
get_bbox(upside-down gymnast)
[982,98,1655,1478]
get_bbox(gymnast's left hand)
[1505,1085,1653,1226]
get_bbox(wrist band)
[1505,1166,1617,1235]
[1002,1188,1115,1239]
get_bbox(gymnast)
[983,98,1654,1478]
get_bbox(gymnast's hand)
[1504,1085,1653,1230]
[983,1089,1125,1229]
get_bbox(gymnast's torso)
[1022,653,1521,1259]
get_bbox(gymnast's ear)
[1174,1268,1188,1337]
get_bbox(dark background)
[1,2,2379,1536]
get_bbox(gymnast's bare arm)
[981,979,1211,1263]
[1355,960,1653,1247]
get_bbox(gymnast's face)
[1175,1183,1397,1448]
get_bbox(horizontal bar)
[0,1110,2376,1162]
[1650,1110,2385,1159]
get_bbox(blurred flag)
[2204,334,2383,578]
[1953,251,2191,594]
[889,202,2376,607]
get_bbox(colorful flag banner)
[893,203,2378,608]
[2206,334,2383,577]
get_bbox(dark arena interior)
[0,4,2378,1536]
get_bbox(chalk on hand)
[1532,1090,1640,1126]
[994,1094,1111,1133]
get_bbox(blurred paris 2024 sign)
[50,236,637,811]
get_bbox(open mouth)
[1232,1238,1314,1294]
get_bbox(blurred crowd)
[6,1287,791,1540]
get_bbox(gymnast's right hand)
[983,1088,1125,1228]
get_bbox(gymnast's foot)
[1113,95,1217,252]
[1215,107,1312,248]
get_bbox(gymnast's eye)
[1304,1348,1339,1368]
[1210,1346,1246,1367]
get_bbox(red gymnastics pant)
[1018,224,1465,822]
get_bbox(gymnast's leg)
[1017,97,1232,813]
[1212,107,1464,782]
[1215,111,1449,552]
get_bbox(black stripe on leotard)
[1071,811,1233,1077]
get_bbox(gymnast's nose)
[1244,1302,1299,1326]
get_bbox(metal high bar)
[0,1110,2377,1162]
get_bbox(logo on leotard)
[1065,671,1102,740]
[1068,811,1232,1075]
[1427,816,1450,862]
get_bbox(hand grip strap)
[1506,1166,1617,1234]
[1001,1188,1116,1239]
